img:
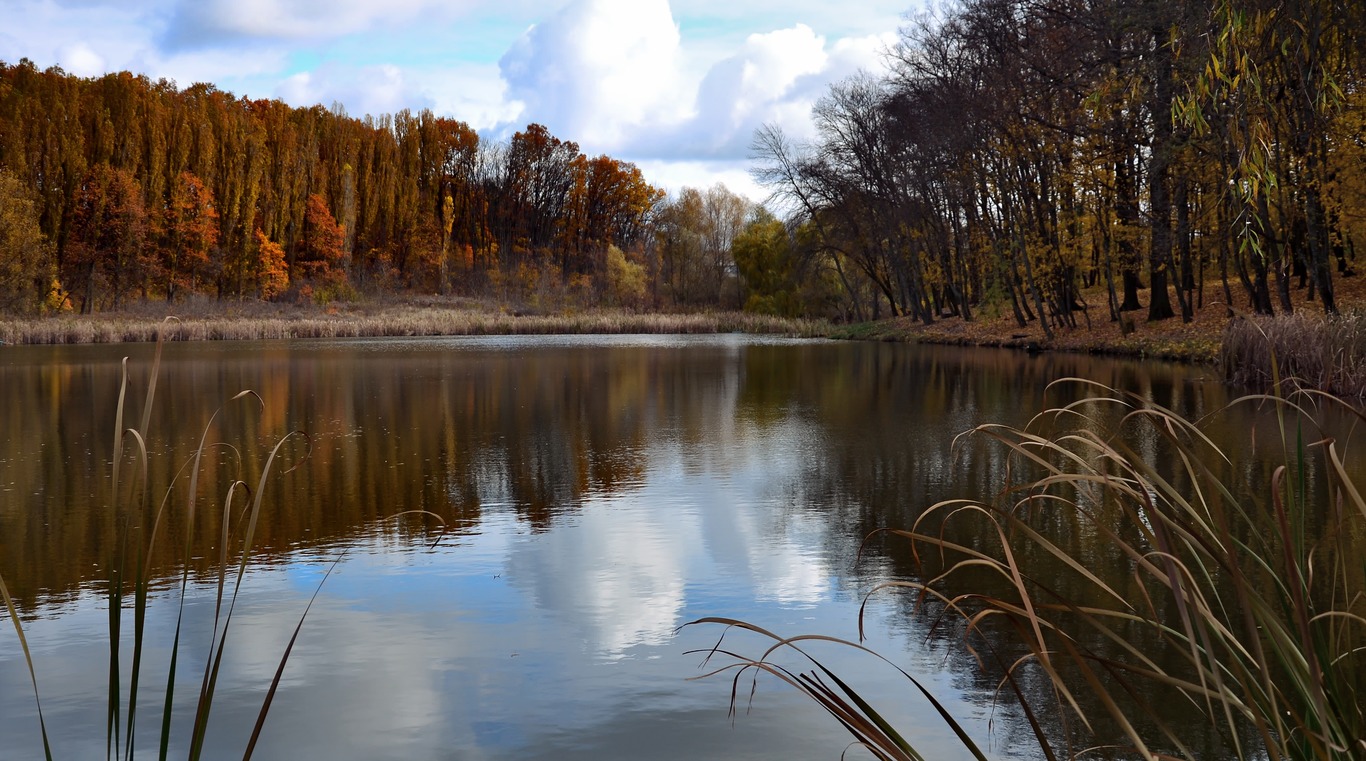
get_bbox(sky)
[0,0,920,200]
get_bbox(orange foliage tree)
[160,171,219,301]
[297,193,346,284]
[254,229,289,300]
[0,61,677,308]
[561,155,664,282]
[65,163,147,313]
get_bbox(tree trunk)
[1146,23,1176,322]
[1174,172,1193,322]
[1115,154,1144,312]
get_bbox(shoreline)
[0,305,1217,364]
[0,301,1226,363]
[7,300,1366,398]
[0,297,1340,367]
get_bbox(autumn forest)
[1,0,1364,333]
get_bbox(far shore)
[0,295,1275,366]
[5,295,1362,395]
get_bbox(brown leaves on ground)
[881,276,1366,363]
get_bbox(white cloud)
[507,496,691,657]
[0,0,287,90]
[499,0,685,148]
[661,23,897,156]
[0,0,155,75]
[55,41,104,76]
[275,62,434,117]
[676,24,831,152]
[492,2,897,194]
[138,47,292,89]
[633,159,766,202]
[830,31,898,69]
[413,63,523,131]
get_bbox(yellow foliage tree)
[605,245,646,310]
[0,169,56,314]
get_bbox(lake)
[0,335,1356,760]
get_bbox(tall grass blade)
[182,403,244,760]
[696,378,1366,759]
[242,554,343,761]
[107,358,131,761]
[158,615,182,761]
[910,386,1366,757]
[1,572,54,761]
[121,428,149,761]
[190,406,297,761]
[137,318,173,436]
[7,333,332,761]
[188,480,248,760]
[107,523,124,761]
[685,617,991,761]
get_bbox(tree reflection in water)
[2,336,1357,757]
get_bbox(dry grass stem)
[0,307,827,345]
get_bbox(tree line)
[0,59,758,314]
[740,0,1366,331]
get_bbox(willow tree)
[1179,0,1364,315]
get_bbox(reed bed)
[1223,311,1366,397]
[0,308,828,345]
[0,331,348,759]
[692,381,1366,760]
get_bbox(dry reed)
[1,330,351,760]
[1223,311,1366,397]
[694,381,1366,760]
[0,308,828,346]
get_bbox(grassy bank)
[0,300,829,345]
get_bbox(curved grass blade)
[120,428,150,761]
[190,422,303,760]
[107,520,125,761]
[242,553,345,761]
[107,358,131,761]
[1,572,54,761]
[684,617,991,761]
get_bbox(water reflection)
[2,336,1359,760]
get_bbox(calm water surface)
[0,335,1357,760]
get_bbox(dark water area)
[1,335,1360,760]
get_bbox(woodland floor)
[839,272,1366,363]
